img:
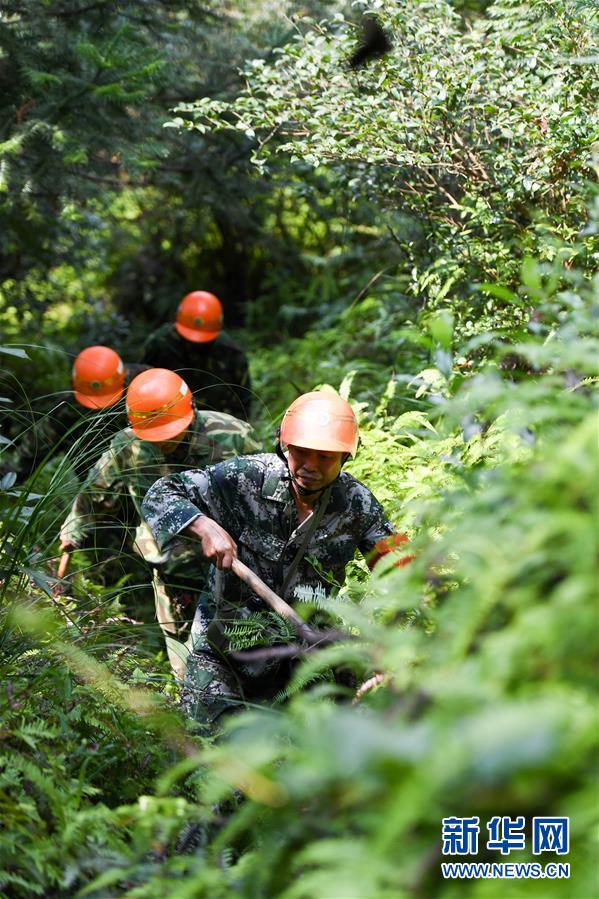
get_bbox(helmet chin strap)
[290,474,328,497]
[276,442,349,497]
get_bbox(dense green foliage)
[1,0,598,896]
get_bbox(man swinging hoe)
[142,389,407,728]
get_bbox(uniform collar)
[261,457,293,503]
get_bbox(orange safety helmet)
[175,291,224,343]
[280,391,359,456]
[126,369,194,442]
[72,346,125,409]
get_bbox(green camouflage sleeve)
[358,496,395,556]
[142,469,218,552]
[59,437,127,549]
[201,411,262,458]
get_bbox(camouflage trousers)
[180,596,294,731]
[179,596,241,729]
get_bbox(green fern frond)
[224,611,295,651]
[0,872,47,896]
[274,669,330,703]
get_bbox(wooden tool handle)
[57,550,71,580]
[231,557,321,644]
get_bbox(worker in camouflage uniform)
[142,390,396,728]
[16,345,148,478]
[141,291,251,421]
[57,367,260,678]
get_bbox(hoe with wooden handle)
[230,557,347,649]
[230,559,376,703]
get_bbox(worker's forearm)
[142,472,212,549]
[182,515,237,571]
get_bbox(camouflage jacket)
[60,409,260,563]
[140,324,251,421]
[141,453,394,612]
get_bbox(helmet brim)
[282,434,356,456]
[129,407,194,442]
[74,386,124,409]
[175,322,220,343]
